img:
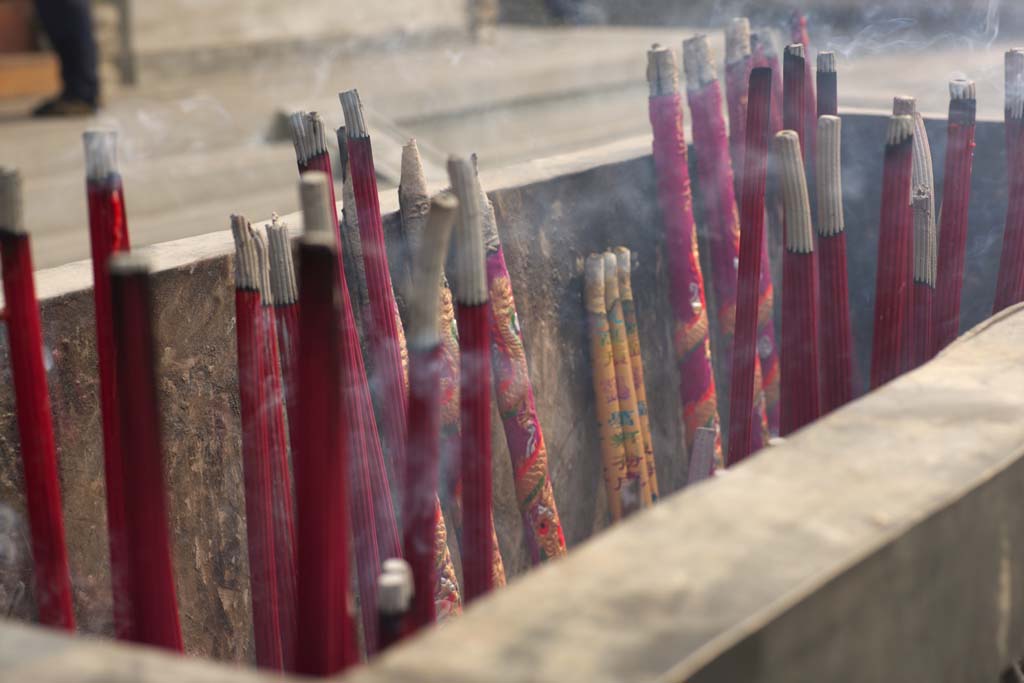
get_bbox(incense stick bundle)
[83,129,133,640]
[0,170,75,631]
[751,32,784,136]
[724,18,752,177]
[448,156,496,602]
[815,115,854,413]
[293,226,358,676]
[403,193,457,632]
[776,130,821,434]
[584,254,628,520]
[474,160,569,561]
[933,80,978,349]
[266,217,300,453]
[340,90,411,502]
[790,12,817,163]
[870,116,915,389]
[816,52,837,117]
[377,559,413,652]
[727,67,774,466]
[109,254,183,652]
[614,248,660,501]
[336,125,372,334]
[994,51,1024,313]
[646,45,723,467]
[232,217,284,669]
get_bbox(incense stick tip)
[912,192,937,286]
[892,95,916,116]
[646,45,679,96]
[1007,50,1024,119]
[107,252,150,277]
[0,167,24,235]
[784,43,805,61]
[948,79,975,101]
[602,251,620,308]
[815,115,845,236]
[816,51,836,74]
[774,130,813,252]
[613,247,633,300]
[379,559,413,615]
[298,171,337,236]
[446,156,488,305]
[339,89,367,138]
[266,216,298,306]
[83,129,119,181]
[408,191,458,347]
[886,115,914,146]
[584,254,606,314]
[288,111,328,164]
[683,34,717,87]
[725,18,751,64]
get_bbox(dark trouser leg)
[34,0,99,104]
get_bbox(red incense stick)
[994,51,1024,313]
[109,254,182,652]
[724,18,752,178]
[815,115,854,413]
[266,216,300,454]
[403,193,457,632]
[727,67,773,466]
[933,80,977,349]
[293,227,358,676]
[870,116,915,389]
[776,130,820,434]
[0,169,75,631]
[83,130,133,640]
[790,12,817,164]
[647,45,724,467]
[752,33,784,136]
[377,559,413,651]
[816,52,837,117]
[231,217,283,669]
[783,44,807,167]
[448,156,495,602]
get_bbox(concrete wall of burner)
[0,109,1013,663]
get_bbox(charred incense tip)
[83,130,119,181]
[886,115,914,146]
[266,216,298,306]
[950,78,976,101]
[1007,49,1024,119]
[817,51,836,74]
[446,156,487,305]
[646,44,679,97]
[725,18,751,64]
[230,214,260,291]
[913,192,937,286]
[892,95,916,116]
[107,252,151,277]
[613,247,633,301]
[584,254,606,314]
[288,111,329,165]
[816,116,845,236]
[251,229,274,305]
[471,153,501,253]
[335,126,349,178]
[0,167,24,235]
[774,130,814,253]
[339,90,368,138]
[400,138,431,255]
[298,171,336,236]
[750,31,776,58]
[784,43,805,62]
[408,192,458,348]
[378,559,413,615]
[682,35,717,88]
[602,251,620,309]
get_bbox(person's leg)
[34,0,99,105]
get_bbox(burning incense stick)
[336,125,371,333]
[584,254,627,520]
[646,44,723,468]
[776,130,821,434]
[727,67,773,466]
[403,192,457,632]
[340,90,411,503]
[725,18,752,177]
[231,216,284,669]
[108,254,183,652]
[448,156,495,602]
[994,51,1024,313]
[816,52,837,117]
[815,115,854,413]
[266,216,300,452]
[473,158,569,561]
[751,32,783,136]
[83,129,133,640]
[934,80,978,349]
[614,248,660,501]
[790,12,817,163]
[871,116,915,389]
[783,45,807,162]
[0,169,75,631]
[293,225,358,676]
[377,559,413,651]
[683,34,769,453]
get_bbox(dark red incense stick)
[232,217,283,669]
[776,130,820,434]
[994,51,1024,313]
[933,80,977,348]
[728,67,773,465]
[816,52,837,117]
[815,115,854,413]
[783,44,807,166]
[791,12,817,163]
[266,216,300,454]
[377,559,412,651]
[109,254,183,652]
[870,116,915,389]
[403,193,457,632]
[684,35,767,451]
[724,18,752,178]
[83,130,133,640]
[293,228,358,676]
[0,169,75,631]
[752,33,784,136]
[448,156,494,602]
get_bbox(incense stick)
[790,12,817,163]
[994,51,1024,313]
[266,216,300,454]
[336,125,371,333]
[776,130,821,434]
[293,227,358,676]
[584,254,627,520]
[815,115,854,413]
[871,116,915,389]
[751,32,784,136]
[816,52,837,117]
[725,18,752,180]
[403,192,457,632]
[727,67,773,466]
[83,129,133,640]
[448,156,495,602]
[646,44,723,468]
[108,254,183,652]
[377,559,413,651]
[933,79,978,349]
[0,169,75,631]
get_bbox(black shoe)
[32,95,98,118]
